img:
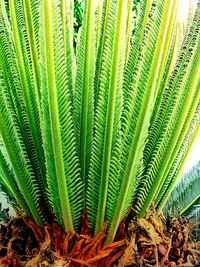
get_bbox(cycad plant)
[0,0,200,251]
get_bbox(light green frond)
[157,106,200,210]
[0,70,43,225]
[87,0,127,235]
[154,78,200,204]
[61,0,75,100]
[39,0,83,231]
[122,0,147,105]
[125,0,134,64]
[95,0,103,51]
[9,0,43,153]
[106,0,174,243]
[74,0,96,187]
[150,32,177,124]
[39,8,62,224]
[137,6,200,217]
[0,138,29,213]
[0,1,49,210]
[93,0,112,107]
[22,0,41,102]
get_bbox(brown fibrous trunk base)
[0,211,199,267]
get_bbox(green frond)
[95,1,103,51]
[150,32,177,124]
[0,138,29,214]
[74,0,96,187]
[122,0,147,102]
[163,162,200,216]
[136,5,200,217]
[0,69,43,225]
[157,112,200,211]
[155,81,200,206]
[125,0,134,64]
[106,0,176,243]
[9,0,43,155]
[152,48,200,203]
[22,0,41,101]
[39,0,83,231]
[61,0,75,100]
[0,1,49,211]
[87,0,127,235]
[93,0,112,107]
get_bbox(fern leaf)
[22,0,41,102]
[61,0,75,100]
[9,0,44,169]
[93,0,112,106]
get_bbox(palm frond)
[156,100,200,210]
[0,69,43,225]
[87,0,127,235]
[74,0,96,187]
[0,138,29,213]
[93,0,112,107]
[136,4,200,217]
[106,0,180,243]
[39,0,83,231]
[61,0,75,100]
[22,0,41,101]
[0,0,50,213]
[163,162,200,216]
[9,0,44,171]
